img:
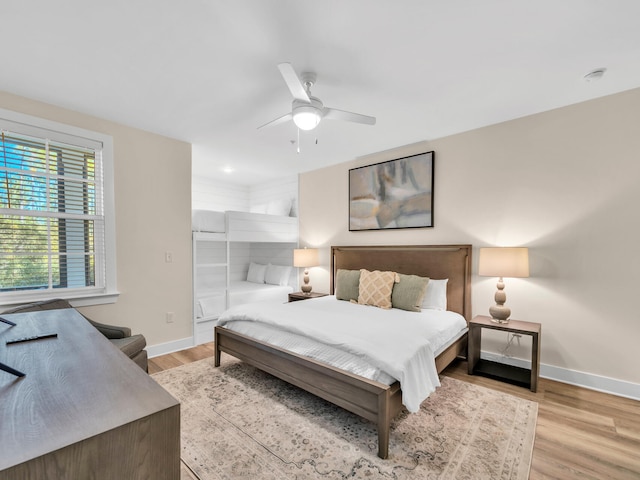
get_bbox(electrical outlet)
[166,312,174,323]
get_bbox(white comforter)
[217,296,467,413]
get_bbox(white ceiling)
[3,1,640,185]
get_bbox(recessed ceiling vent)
[583,68,607,82]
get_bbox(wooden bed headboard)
[330,245,472,321]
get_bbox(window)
[0,109,116,306]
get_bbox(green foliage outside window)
[1,133,96,292]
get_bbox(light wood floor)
[149,343,640,480]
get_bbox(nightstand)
[468,315,541,392]
[288,292,329,302]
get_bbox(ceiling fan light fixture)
[257,63,376,132]
[293,106,321,130]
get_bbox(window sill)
[0,291,120,311]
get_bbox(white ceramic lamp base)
[490,277,510,323]
[301,268,312,295]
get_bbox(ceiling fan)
[258,62,376,131]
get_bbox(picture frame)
[349,151,434,231]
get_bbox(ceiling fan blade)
[257,112,292,130]
[323,107,376,125]
[277,63,310,103]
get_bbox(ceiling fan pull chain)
[297,128,300,154]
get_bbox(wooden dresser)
[0,309,180,479]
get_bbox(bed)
[196,281,294,319]
[192,209,298,242]
[192,209,298,344]
[214,244,472,459]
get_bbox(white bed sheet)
[218,296,467,412]
[196,281,293,319]
[227,281,293,308]
[192,210,225,232]
[196,294,226,319]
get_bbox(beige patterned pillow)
[357,269,399,309]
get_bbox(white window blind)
[0,128,106,295]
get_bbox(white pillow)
[266,199,292,216]
[249,203,268,214]
[265,264,292,286]
[421,278,448,310]
[246,262,267,284]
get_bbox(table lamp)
[478,247,529,323]
[293,247,319,295]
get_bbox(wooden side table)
[288,291,328,302]
[468,315,541,392]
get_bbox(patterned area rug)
[152,355,537,480]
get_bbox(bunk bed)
[192,209,298,345]
[214,244,472,459]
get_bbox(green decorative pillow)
[335,269,361,301]
[392,274,429,312]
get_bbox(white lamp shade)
[293,248,319,268]
[478,247,529,278]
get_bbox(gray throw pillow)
[391,274,429,312]
[335,269,360,301]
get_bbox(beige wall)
[299,88,640,387]
[0,91,193,347]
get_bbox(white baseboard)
[147,336,195,358]
[481,351,640,401]
[146,340,640,401]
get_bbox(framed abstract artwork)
[349,151,434,231]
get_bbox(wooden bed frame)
[214,244,472,459]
